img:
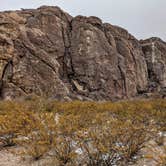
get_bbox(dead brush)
[19,112,57,160]
[0,99,165,165]
[48,135,78,166]
[77,118,148,166]
[0,102,37,148]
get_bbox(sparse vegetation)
[0,99,165,165]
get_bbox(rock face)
[0,6,165,100]
[141,38,166,94]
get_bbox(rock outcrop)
[0,6,165,100]
[141,38,166,97]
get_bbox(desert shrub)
[0,101,37,147]
[19,112,57,160]
[0,99,165,165]
[76,118,149,166]
[49,135,78,166]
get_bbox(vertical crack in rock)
[61,21,74,77]
[60,19,77,93]
[117,62,127,97]
[0,60,13,98]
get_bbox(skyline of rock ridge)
[0,6,165,101]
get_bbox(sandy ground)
[0,147,52,166]
[0,148,24,166]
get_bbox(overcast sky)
[0,0,165,40]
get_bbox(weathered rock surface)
[0,6,165,100]
[141,38,166,97]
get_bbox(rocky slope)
[0,6,165,100]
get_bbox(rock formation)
[141,38,166,97]
[0,6,165,100]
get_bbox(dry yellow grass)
[0,98,165,165]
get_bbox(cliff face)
[0,6,165,100]
[141,38,166,95]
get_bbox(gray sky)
[0,0,165,40]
